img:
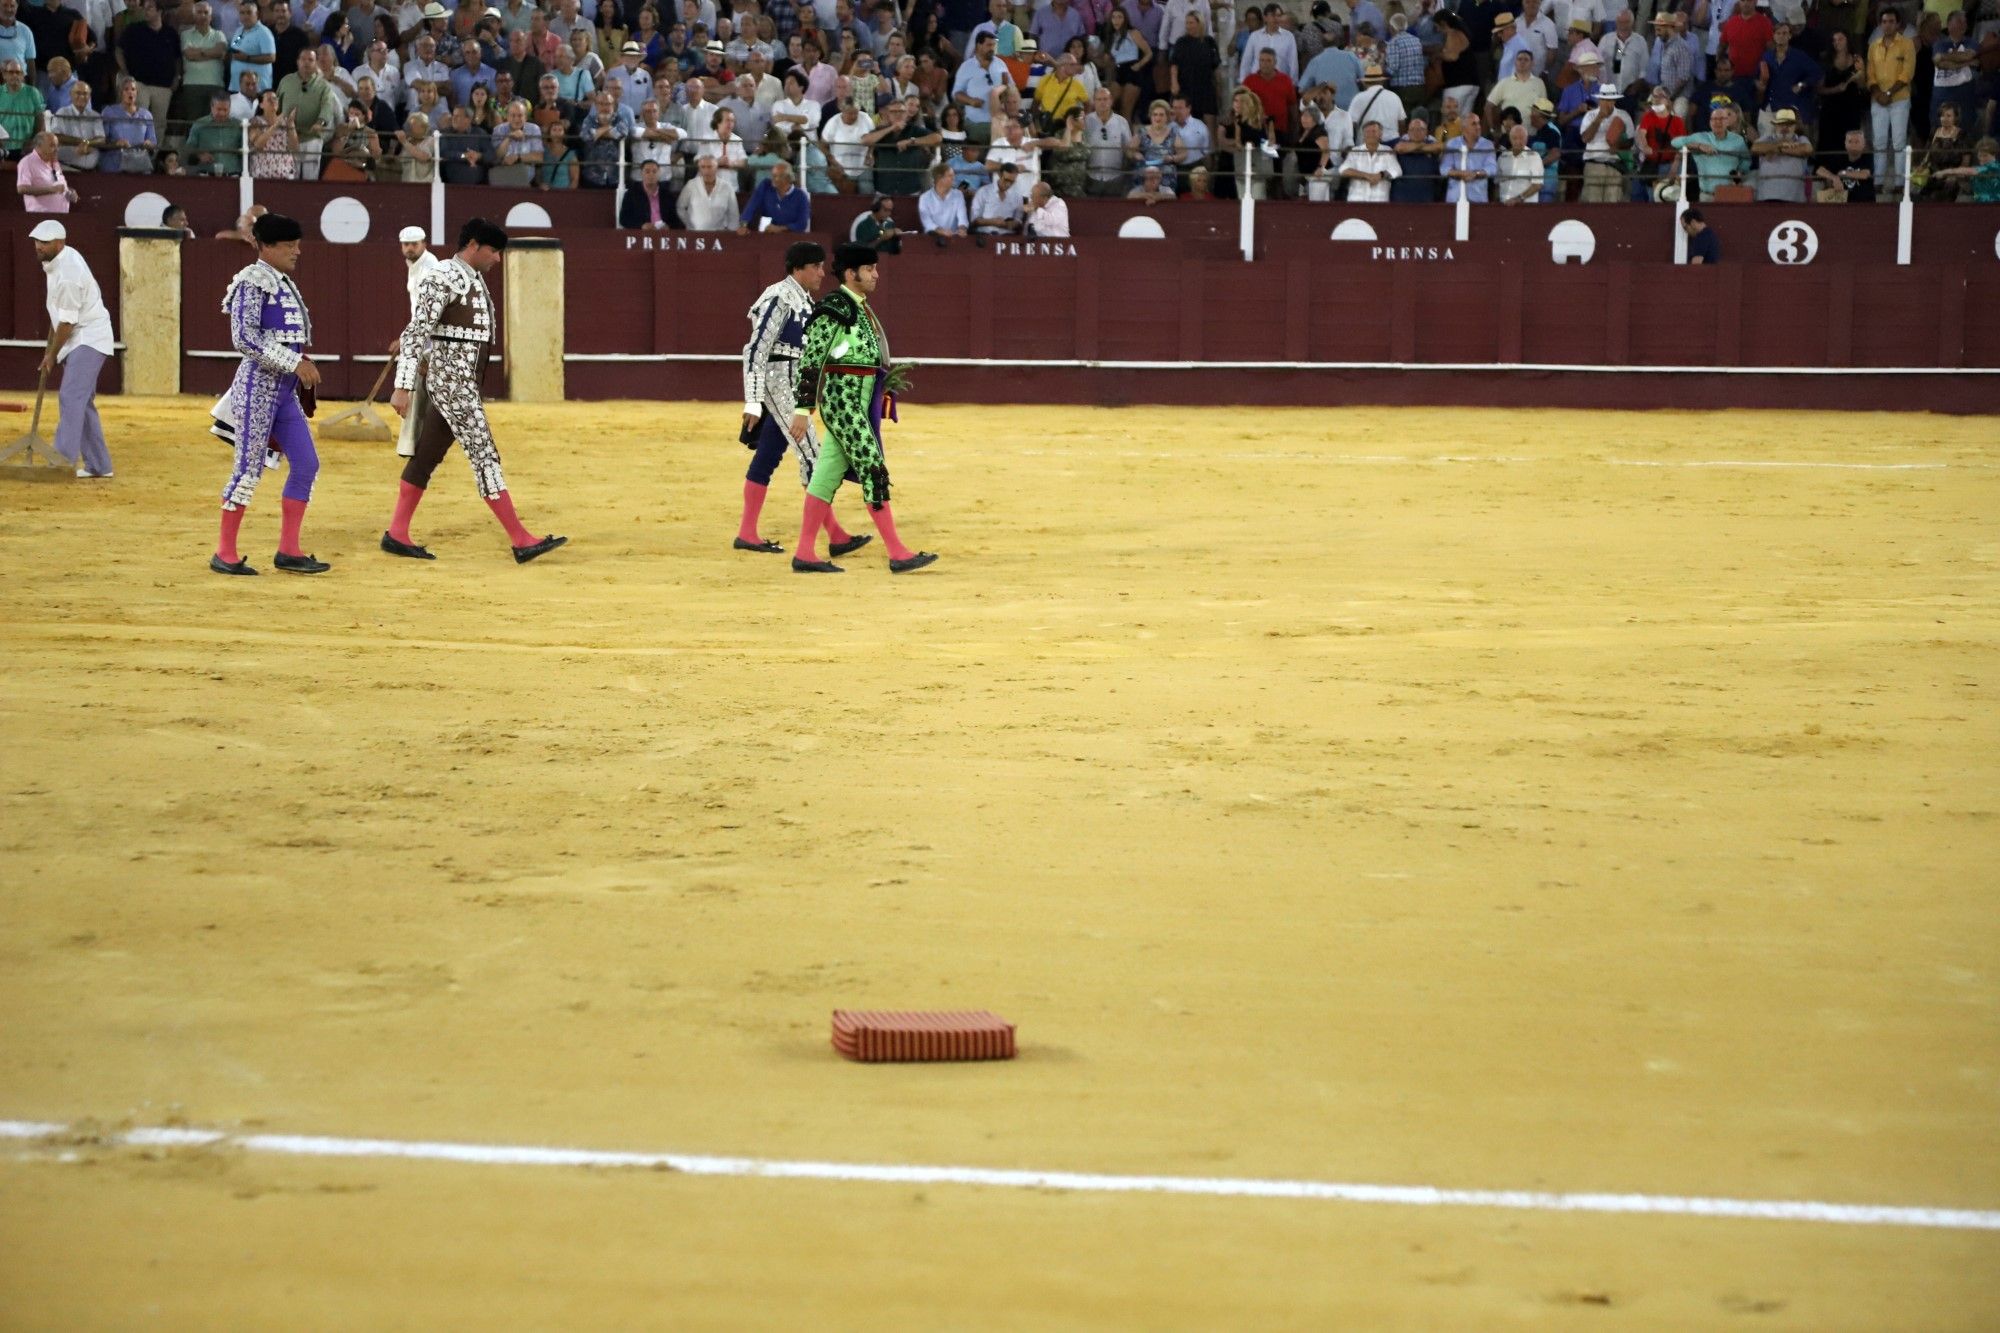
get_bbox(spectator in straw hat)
[607,38,652,111]
[1526,96,1561,199]
[1494,12,1533,84]
[1652,11,1694,119]
[1347,60,1403,136]
[1750,104,1812,200]
[1578,80,1632,200]
[1560,16,1603,77]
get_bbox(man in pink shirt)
[16,132,78,213]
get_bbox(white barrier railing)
[1672,148,1690,264]
[1897,143,1913,266]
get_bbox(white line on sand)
[4,1120,1995,1232]
[1007,451,1968,470]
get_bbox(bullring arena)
[4,179,1998,1327]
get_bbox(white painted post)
[1897,143,1913,265]
[1672,148,1689,264]
[613,141,628,225]
[1238,149,1254,262]
[430,164,445,245]
[1454,140,1471,243]
[238,118,253,217]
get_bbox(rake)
[317,361,395,441]
[0,368,73,480]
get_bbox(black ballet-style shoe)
[513,534,569,564]
[889,552,939,574]
[273,552,330,574]
[828,533,874,557]
[734,537,786,553]
[381,532,437,560]
[209,554,257,576]
[791,557,844,573]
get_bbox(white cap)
[398,225,427,243]
[29,219,66,242]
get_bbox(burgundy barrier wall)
[175,237,507,402]
[7,178,1997,411]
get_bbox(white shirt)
[1156,0,1210,49]
[969,178,1028,231]
[43,246,115,363]
[984,137,1041,190]
[1346,84,1404,136]
[690,132,746,187]
[403,57,450,112]
[1520,10,1560,70]
[1497,147,1542,201]
[1027,194,1069,236]
[677,176,738,230]
[1580,103,1631,162]
[362,58,404,110]
[770,94,816,136]
[1083,111,1132,180]
[746,71,783,109]
[820,111,874,171]
[631,118,682,166]
[1550,0,1603,34]
[52,105,104,171]
[405,249,442,314]
[1341,145,1400,201]
[1601,30,1648,93]
[1237,27,1298,82]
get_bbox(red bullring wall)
[6,178,1996,411]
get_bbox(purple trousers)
[55,346,113,475]
[221,374,320,508]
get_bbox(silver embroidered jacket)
[741,274,815,420]
[395,257,495,392]
[223,260,311,377]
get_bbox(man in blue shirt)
[227,0,276,95]
[1299,36,1362,110]
[1441,110,1496,201]
[949,31,1012,141]
[1029,0,1085,57]
[1756,21,1819,135]
[0,0,37,79]
[1681,207,1719,263]
[738,159,812,233]
[449,41,498,107]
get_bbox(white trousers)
[1870,100,1909,196]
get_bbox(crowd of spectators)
[4,0,1996,224]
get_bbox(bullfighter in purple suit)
[211,212,329,577]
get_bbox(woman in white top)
[1496,122,1543,203]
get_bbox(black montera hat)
[253,212,303,245]
[784,240,826,272]
[832,243,877,279]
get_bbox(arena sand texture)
[1,399,1996,1331]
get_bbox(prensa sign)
[1368,245,1457,261]
[624,236,730,251]
[991,241,1080,256]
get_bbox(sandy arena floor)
[0,398,1996,1330]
